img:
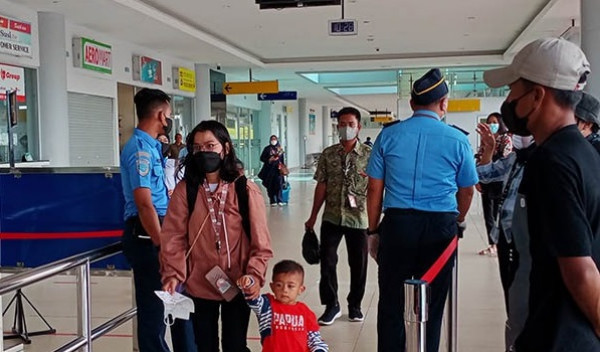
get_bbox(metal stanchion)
[447,255,458,352]
[404,279,428,352]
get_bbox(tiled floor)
[2,170,506,351]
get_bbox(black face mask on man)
[500,90,534,136]
[164,117,173,135]
[194,151,222,173]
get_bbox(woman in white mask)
[477,113,512,256]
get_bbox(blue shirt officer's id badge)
[136,151,152,177]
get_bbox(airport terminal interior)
[0,0,599,351]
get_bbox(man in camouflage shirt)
[305,107,371,326]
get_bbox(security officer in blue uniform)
[366,69,479,352]
[121,88,176,352]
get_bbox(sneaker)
[348,307,364,322]
[270,203,277,207]
[318,304,341,326]
[278,202,285,206]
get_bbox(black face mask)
[161,142,170,158]
[164,117,173,135]
[500,90,534,137]
[194,151,222,173]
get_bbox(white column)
[194,64,211,124]
[298,98,308,167]
[38,12,69,166]
[581,0,600,97]
[322,106,332,148]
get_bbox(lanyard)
[203,181,229,252]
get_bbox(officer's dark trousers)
[496,228,519,314]
[190,294,251,352]
[377,209,456,352]
[319,221,368,309]
[122,217,170,352]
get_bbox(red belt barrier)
[0,230,122,240]
[421,236,458,284]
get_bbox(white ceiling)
[12,0,581,107]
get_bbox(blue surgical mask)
[489,123,499,134]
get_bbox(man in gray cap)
[575,92,600,154]
[367,68,478,352]
[484,37,600,352]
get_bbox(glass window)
[171,95,194,141]
[0,67,39,163]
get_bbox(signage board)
[172,66,196,92]
[257,91,297,101]
[447,99,481,112]
[0,64,25,102]
[72,37,112,74]
[329,19,358,36]
[0,14,32,58]
[223,80,278,95]
[133,55,162,84]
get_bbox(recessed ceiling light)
[467,16,476,20]
[367,38,374,42]
[463,33,470,37]
[363,20,370,24]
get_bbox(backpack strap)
[235,175,251,241]
[187,177,251,242]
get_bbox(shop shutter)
[68,93,115,166]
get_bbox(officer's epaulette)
[450,124,469,135]
[383,120,401,128]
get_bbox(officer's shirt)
[121,128,168,220]
[367,110,478,213]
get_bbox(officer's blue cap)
[411,68,449,105]
[575,92,600,126]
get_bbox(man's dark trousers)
[377,209,456,352]
[319,221,368,309]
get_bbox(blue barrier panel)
[0,170,129,269]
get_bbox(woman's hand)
[238,274,260,300]
[476,123,496,165]
[163,277,179,295]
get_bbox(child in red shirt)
[238,260,328,352]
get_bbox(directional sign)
[222,80,278,95]
[257,91,297,101]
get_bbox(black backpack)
[186,176,251,240]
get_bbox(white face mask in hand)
[338,126,358,141]
[154,291,195,326]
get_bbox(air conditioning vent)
[256,0,341,9]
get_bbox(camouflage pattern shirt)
[314,141,371,229]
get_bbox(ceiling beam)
[111,0,265,67]
[503,0,562,59]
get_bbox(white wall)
[0,1,40,68]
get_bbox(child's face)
[270,272,305,305]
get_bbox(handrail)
[0,242,131,352]
[0,243,121,295]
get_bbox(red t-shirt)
[262,294,320,352]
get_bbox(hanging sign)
[0,14,32,58]
[72,37,112,74]
[133,55,162,84]
[172,66,196,92]
[0,63,25,102]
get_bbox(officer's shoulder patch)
[135,151,152,177]
[383,120,401,128]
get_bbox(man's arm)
[133,188,162,246]
[305,182,327,230]
[558,257,600,337]
[456,186,474,222]
[367,177,385,232]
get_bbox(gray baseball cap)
[484,37,590,91]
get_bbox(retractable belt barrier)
[404,236,459,352]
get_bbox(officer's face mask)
[339,126,358,141]
[194,151,222,173]
[500,90,535,136]
[163,117,173,135]
[154,291,195,327]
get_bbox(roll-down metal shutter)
[68,93,115,166]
